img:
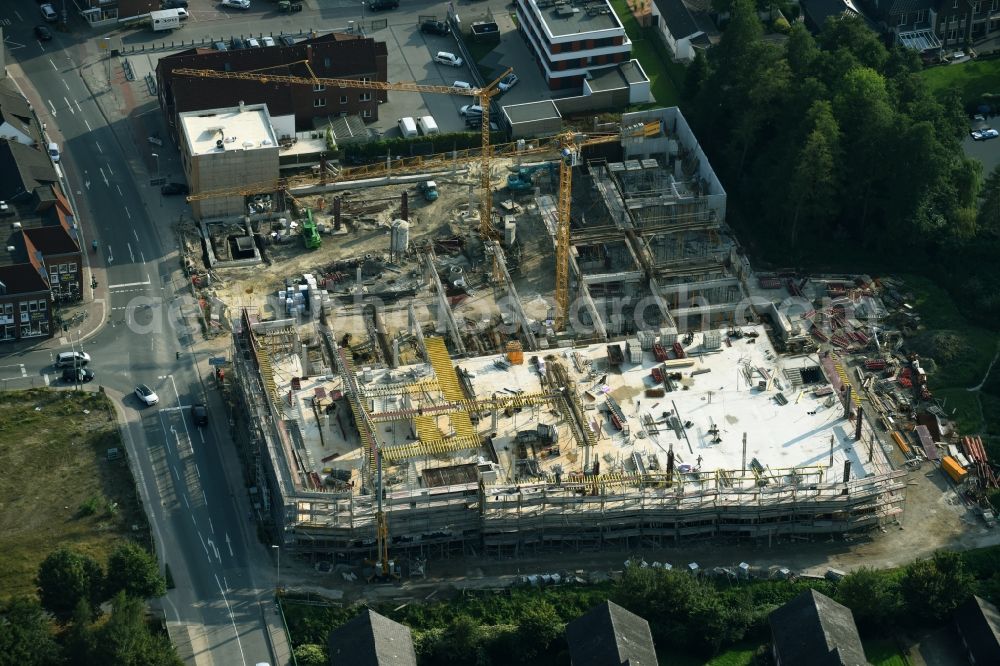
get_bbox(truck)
[150,9,182,31]
[418,181,439,201]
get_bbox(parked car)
[34,25,53,41]
[62,367,95,383]
[367,0,398,10]
[971,127,999,141]
[161,182,189,196]
[246,37,261,48]
[279,35,296,46]
[460,104,483,117]
[175,8,189,18]
[434,51,463,67]
[262,36,275,46]
[162,0,189,7]
[498,73,519,92]
[452,81,472,90]
[40,3,58,21]
[48,141,60,164]
[220,0,250,8]
[213,41,229,51]
[135,384,159,406]
[56,351,91,368]
[420,20,450,35]
[191,403,208,426]
[230,37,246,49]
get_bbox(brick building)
[514,0,632,90]
[156,32,388,146]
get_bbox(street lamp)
[271,544,281,593]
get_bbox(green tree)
[785,22,819,76]
[837,567,902,631]
[978,164,1000,237]
[292,644,328,666]
[684,49,710,102]
[105,542,166,600]
[91,592,182,666]
[787,100,841,248]
[513,599,563,662]
[0,597,62,666]
[63,599,97,666]
[440,613,483,662]
[36,548,104,621]
[901,551,975,623]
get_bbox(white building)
[514,0,633,90]
[179,102,281,220]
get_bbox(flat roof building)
[179,103,280,220]
[514,0,633,89]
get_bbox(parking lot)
[117,0,552,137]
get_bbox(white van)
[150,9,183,31]
[417,116,439,136]
[398,117,418,138]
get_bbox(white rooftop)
[271,324,892,495]
[179,103,279,157]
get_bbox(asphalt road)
[2,4,278,664]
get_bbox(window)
[3,304,11,315]
[948,28,958,39]
[360,92,372,101]
[916,9,926,21]
[313,98,327,108]
[898,12,906,24]
[68,263,76,273]
[29,301,37,312]
[340,95,348,104]
[362,109,373,118]
[313,83,325,92]
[20,312,28,323]
[953,0,959,7]
[324,57,331,67]
[19,302,27,313]
[59,263,67,273]
[39,300,46,311]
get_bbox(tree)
[684,49,710,102]
[0,597,62,666]
[36,548,104,621]
[836,567,902,631]
[63,599,97,666]
[292,644,328,666]
[439,613,483,662]
[91,592,182,666]
[785,23,819,76]
[978,164,1000,237]
[105,542,166,600]
[901,551,975,623]
[513,599,563,662]
[787,100,841,248]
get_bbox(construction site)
[179,104,943,574]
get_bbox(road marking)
[107,246,113,263]
[75,100,82,113]
[207,538,220,562]
[182,494,190,508]
[172,465,180,481]
[116,184,122,196]
[196,463,202,479]
[63,96,74,115]
[14,10,22,21]
[140,250,146,263]
[208,517,214,534]
[99,167,108,186]
[62,79,69,91]
[225,533,234,556]
[214,575,248,666]
[85,119,92,131]
[47,99,57,117]
[95,140,102,153]
[191,515,196,526]
[128,242,134,263]
[48,58,57,71]
[198,428,205,443]
[19,365,26,377]
[202,490,208,507]
[198,532,209,557]
[107,164,113,175]
[43,374,49,386]
[108,280,150,289]
[125,207,131,220]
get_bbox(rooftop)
[179,103,279,157]
[0,140,58,202]
[769,589,870,666]
[273,323,891,497]
[327,608,417,666]
[0,263,48,296]
[503,100,562,124]
[566,600,658,666]
[529,0,624,37]
[587,66,630,93]
[0,78,41,146]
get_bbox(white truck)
[150,9,183,31]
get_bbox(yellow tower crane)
[172,62,512,240]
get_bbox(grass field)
[864,638,910,666]
[0,389,146,600]
[608,0,684,108]
[920,57,1000,109]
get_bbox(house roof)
[0,263,48,295]
[23,226,79,256]
[801,0,860,31]
[503,100,562,124]
[886,0,935,16]
[954,595,1000,664]
[327,608,417,666]
[769,589,870,666]
[0,78,39,145]
[653,0,702,40]
[565,600,658,666]
[0,140,58,202]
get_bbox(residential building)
[157,32,388,146]
[514,0,632,89]
[0,78,42,147]
[565,600,658,666]
[327,608,417,666]
[936,0,1000,48]
[769,589,870,666]
[178,103,280,220]
[0,265,52,342]
[856,0,942,51]
[800,0,863,33]
[954,595,1000,665]
[650,0,717,62]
